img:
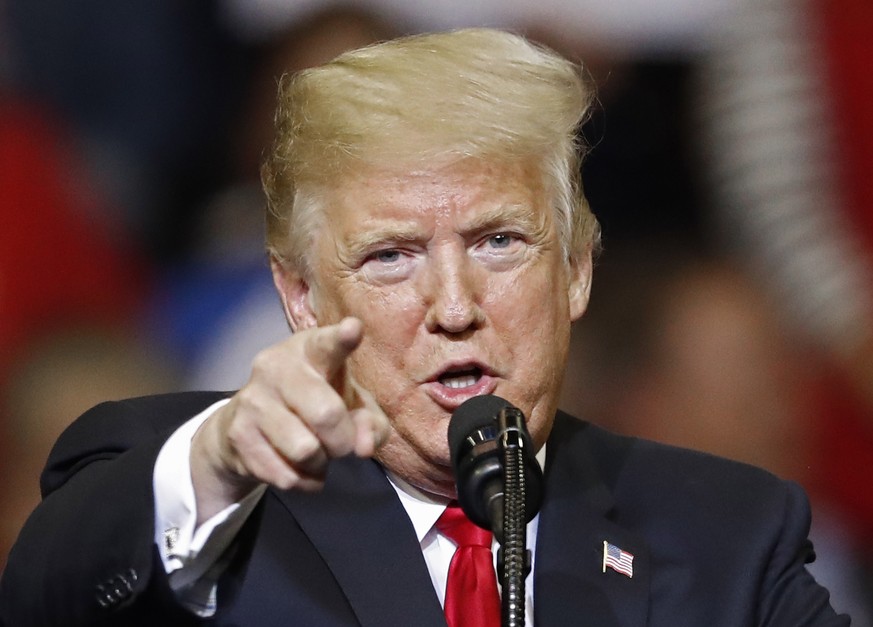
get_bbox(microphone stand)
[449,395,543,627]
[494,407,532,627]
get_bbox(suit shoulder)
[554,412,803,525]
[42,391,231,494]
[616,430,790,505]
[557,414,816,588]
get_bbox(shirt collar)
[386,471,449,542]
[386,444,547,543]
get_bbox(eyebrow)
[459,203,543,237]
[341,222,426,260]
[339,201,545,261]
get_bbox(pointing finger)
[304,317,364,383]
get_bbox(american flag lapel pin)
[602,541,634,578]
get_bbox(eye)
[481,232,524,253]
[472,231,527,269]
[372,249,402,264]
[487,233,515,249]
[359,246,416,284]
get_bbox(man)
[0,28,849,626]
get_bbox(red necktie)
[436,503,501,627]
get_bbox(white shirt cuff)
[152,398,265,574]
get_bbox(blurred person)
[0,329,176,574]
[5,0,253,261]
[0,97,149,377]
[0,29,849,626]
[0,80,161,572]
[561,240,872,622]
[0,93,155,532]
[692,0,873,539]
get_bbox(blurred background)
[1,0,871,618]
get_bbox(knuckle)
[233,386,266,415]
[225,426,262,469]
[287,433,322,462]
[310,398,347,429]
[225,418,252,450]
[249,353,274,380]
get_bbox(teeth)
[443,375,478,389]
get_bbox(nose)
[423,249,486,334]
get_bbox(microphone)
[448,394,544,534]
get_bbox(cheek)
[344,300,422,390]
[347,281,423,322]
[493,265,571,409]
[487,263,570,334]
[346,334,400,387]
[317,276,423,330]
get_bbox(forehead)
[323,159,550,229]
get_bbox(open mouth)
[425,361,497,408]
[438,366,484,390]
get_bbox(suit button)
[95,583,115,609]
[95,569,138,609]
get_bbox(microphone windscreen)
[448,394,513,464]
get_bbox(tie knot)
[436,503,492,548]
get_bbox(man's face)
[279,160,591,498]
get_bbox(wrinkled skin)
[273,159,592,498]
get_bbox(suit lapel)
[273,457,446,627]
[535,413,650,627]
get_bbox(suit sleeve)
[0,396,214,627]
[758,481,851,627]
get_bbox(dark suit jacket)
[0,392,849,626]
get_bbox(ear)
[271,256,318,331]
[568,246,593,322]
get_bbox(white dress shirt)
[153,399,539,625]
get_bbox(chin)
[376,435,455,493]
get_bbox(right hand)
[190,317,390,523]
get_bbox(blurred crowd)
[1,0,871,619]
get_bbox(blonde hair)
[262,28,599,276]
